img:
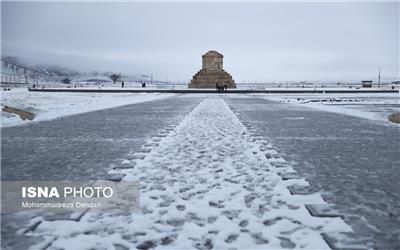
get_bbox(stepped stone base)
[189,69,236,89]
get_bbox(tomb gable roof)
[202,50,223,58]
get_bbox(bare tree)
[61,78,71,84]
[109,73,121,84]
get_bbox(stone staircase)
[189,69,236,88]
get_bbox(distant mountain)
[1,56,151,84]
[1,56,82,83]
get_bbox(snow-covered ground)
[1,88,175,127]
[258,93,399,124]
[29,99,353,249]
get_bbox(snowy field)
[257,93,400,125]
[1,88,175,127]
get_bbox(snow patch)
[1,88,175,127]
[260,93,399,124]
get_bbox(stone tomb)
[189,51,236,89]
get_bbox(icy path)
[32,98,352,249]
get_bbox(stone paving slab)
[1,97,201,181]
[1,96,202,249]
[24,98,352,249]
[288,184,317,195]
[322,232,368,250]
[306,204,343,218]
[227,96,400,249]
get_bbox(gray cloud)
[2,2,398,82]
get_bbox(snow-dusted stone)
[275,167,297,175]
[306,204,343,218]
[113,165,135,170]
[156,131,170,137]
[113,243,130,250]
[69,209,90,221]
[265,152,280,159]
[22,219,42,234]
[151,137,163,142]
[287,185,317,195]
[11,235,56,250]
[251,132,264,137]
[278,236,296,249]
[137,148,152,153]
[263,217,283,227]
[129,154,146,160]
[42,208,89,222]
[121,159,131,164]
[265,146,277,150]
[42,212,71,222]
[252,136,265,142]
[2,110,16,118]
[3,214,57,250]
[136,240,157,250]
[322,232,367,250]
[271,162,290,168]
[144,142,160,148]
[278,172,301,180]
[107,173,125,182]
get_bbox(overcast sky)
[2,2,398,82]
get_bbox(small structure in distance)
[361,80,373,88]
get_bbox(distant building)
[189,51,235,89]
[361,80,373,88]
[392,81,400,85]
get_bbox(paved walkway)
[1,96,200,181]
[227,96,400,250]
[24,98,351,249]
[2,95,398,249]
[1,96,201,249]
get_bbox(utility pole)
[378,67,381,87]
[24,69,28,84]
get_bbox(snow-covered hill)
[1,56,151,85]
